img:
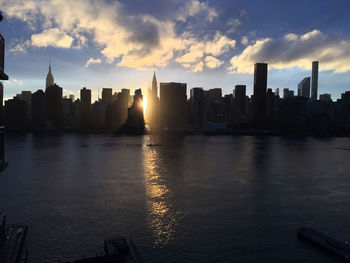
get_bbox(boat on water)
[146,143,161,147]
[297,226,350,260]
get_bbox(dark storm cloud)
[122,16,161,55]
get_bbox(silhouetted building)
[0,83,3,125]
[320,93,331,102]
[62,97,73,128]
[4,97,28,130]
[125,89,144,132]
[311,61,319,100]
[252,63,268,128]
[189,87,205,129]
[341,91,350,102]
[46,62,54,89]
[45,83,62,128]
[80,87,91,128]
[0,34,8,81]
[92,101,105,129]
[102,88,113,106]
[234,85,246,123]
[266,88,277,129]
[275,88,280,97]
[145,71,160,131]
[73,99,81,128]
[19,91,32,118]
[31,90,46,131]
[62,97,73,116]
[160,82,187,131]
[283,88,294,99]
[298,77,310,98]
[204,88,223,123]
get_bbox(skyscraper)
[190,87,205,128]
[45,83,62,127]
[252,63,268,128]
[0,83,3,125]
[283,88,294,99]
[80,87,91,128]
[125,89,145,132]
[234,85,246,117]
[31,90,46,130]
[145,71,160,131]
[102,88,113,105]
[160,82,187,131]
[46,61,54,89]
[298,77,311,98]
[311,61,319,100]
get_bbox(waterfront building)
[252,63,268,128]
[189,87,205,128]
[283,88,294,99]
[80,87,91,128]
[311,61,319,100]
[31,90,46,130]
[102,88,113,106]
[319,93,332,102]
[160,82,187,131]
[298,77,311,98]
[45,83,63,127]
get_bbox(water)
[1,134,350,262]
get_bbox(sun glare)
[142,97,148,115]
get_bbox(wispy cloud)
[176,0,217,22]
[84,58,102,68]
[9,39,30,53]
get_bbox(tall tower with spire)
[146,70,159,131]
[46,61,54,89]
[152,70,158,98]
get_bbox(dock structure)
[0,213,28,263]
[298,226,350,260]
[66,237,145,263]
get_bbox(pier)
[0,213,28,263]
[298,226,350,261]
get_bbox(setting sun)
[142,97,148,115]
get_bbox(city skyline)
[4,60,350,136]
[2,0,350,101]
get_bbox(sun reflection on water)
[142,138,180,246]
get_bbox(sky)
[1,0,350,102]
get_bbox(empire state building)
[46,62,54,89]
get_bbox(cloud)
[229,29,350,74]
[192,61,204,72]
[241,36,249,46]
[9,39,30,53]
[205,56,223,69]
[176,0,217,22]
[85,58,102,68]
[2,0,234,71]
[176,31,236,72]
[227,18,241,34]
[31,28,74,48]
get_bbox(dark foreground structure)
[0,213,28,263]
[67,237,145,263]
[298,227,350,261]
